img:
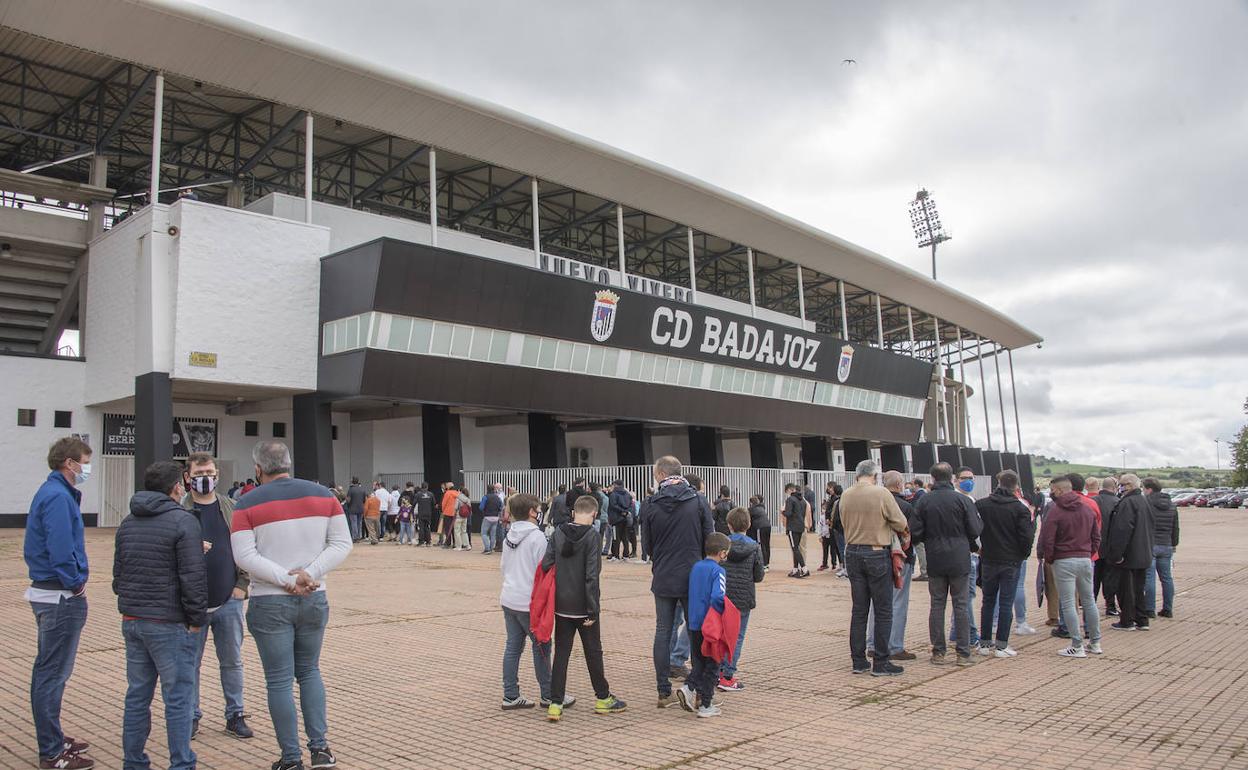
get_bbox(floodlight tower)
[910,188,951,280]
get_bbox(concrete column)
[615,421,653,466]
[842,440,870,471]
[225,182,245,208]
[687,426,724,467]
[937,444,963,470]
[910,442,938,474]
[428,148,438,246]
[686,227,697,303]
[133,372,173,489]
[149,72,163,204]
[879,444,907,473]
[303,113,313,223]
[293,393,334,483]
[982,450,1003,478]
[746,248,756,318]
[527,412,567,469]
[531,178,541,266]
[421,404,463,486]
[748,431,782,469]
[800,436,831,470]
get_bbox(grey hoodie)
[499,520,548,612]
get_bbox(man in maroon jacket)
[1038,476,1102,658]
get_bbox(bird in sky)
[842,58,856,65]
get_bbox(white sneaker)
[1014,623,1038,635]
[1058,645,1087,658]
[675,684,696,713]
[976,644,994,656]
[1086,642,1103,655]
[696,703,722,718]
[994,647,1018,658]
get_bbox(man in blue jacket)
[24,436,96,770]
[641,456,713,709]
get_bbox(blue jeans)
[846,545,894,664]
[950,553,980,645]
[398,520,415,544]
[719,610,751,679]
[247,593,330,763]
[30,595,88,759]
[347,512,362,541]
[653,595,689,695]
[991,559,1030,630]
[194,597,245,721]
[978,560,1020,648]
[600,518,613,555]
[122,619,199,770]
[867,560,913,654]
[1145,545,1175,613]
[502,607,551,701]
[669,603,690,666]
[1053,557,1100,647]
[481,517,499,552]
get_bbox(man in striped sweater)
[231,441,352,770]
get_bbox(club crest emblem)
[836,344,855,383]
[590,290,620,342]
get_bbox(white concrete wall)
[0,356,98,516]
[481,423,531,469]
[84,207,149,405]
[651,431,691,465]
[169,201,329,390]
[723,438,751,467]
[567,428,617,468]
[370,416,423,476]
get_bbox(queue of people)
[22,438,1181,765]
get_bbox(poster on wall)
[102,414,218,459]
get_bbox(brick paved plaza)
[1,507,1246,769]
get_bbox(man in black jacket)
[344,477,366,542]
[414,483,436,546]
[913,463,983,666]
[1143,478,1179,618]
[1104,474,1155,631]
[974,470,1035,657]
[608,481,635,560]
[1093,476,1121,613]
[114,461,207,770]
[641,456,713,708]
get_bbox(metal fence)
[462,464,992,529]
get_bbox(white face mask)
[73,461,92,485]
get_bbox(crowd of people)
[21,438,1180,766]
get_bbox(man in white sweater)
[499,493,573,711]
[231,441,352,770]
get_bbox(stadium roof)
[0,0,1040,350]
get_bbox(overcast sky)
[191,0,1248,470]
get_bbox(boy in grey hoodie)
[499,493,569,710]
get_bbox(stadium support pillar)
[749,432,782,469]
[746,248,756,318]
[428,148,438,246]
[527,413,567,469]
[800,436,831,470]
[911,442,938,474]
[149,72,163,204]
[1017,454,1036,492]
[615,422,653,466]
[304,113,313,223]
[422,404,463,486]
[293,394,334,483]
[880,444,907,473]
[686,228,697,303]
[687,426,723,467]
[937,444,963,470]
[133,372,173,490]
[961,447,985,476]
[531,178,541,265]
[982,450,1004,479]
[1001,452,1019,474]
[842,440,870,471]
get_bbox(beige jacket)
[839,480,908,547]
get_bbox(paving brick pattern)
[1,507,1245,769]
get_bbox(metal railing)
[461,464,992,529]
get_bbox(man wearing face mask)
[181,452,253,740]
[950,467,981,648]
[24,436,96,770]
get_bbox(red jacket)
[530,563,557,643]
[699,596,741,664]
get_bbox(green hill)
[1029,456,1230,488]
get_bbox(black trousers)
[611,522,632,558]
[416,517,431,544]
[747,526,771,566]
[550,616,610,703]
[846,545,893,664]
[1095,559,1118,606]
[1115,566,1149,628]
[688,629,716,706]
[821,535,838,568]
[788,530,806,570]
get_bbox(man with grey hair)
[230,441,352,770]
[640,456,713,708]
[865,470,919,661]
[839,460,910,676]
[1104,474,1154,631]
[480,482,505,554]
[1093,476,1120,614]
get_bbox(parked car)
[1172,493,1198,507]
[1188,494,1210,508]
[1217,492,1248,508]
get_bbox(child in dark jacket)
[679,532,731,718]
[542,495,626,722]
[719,508,764,690]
